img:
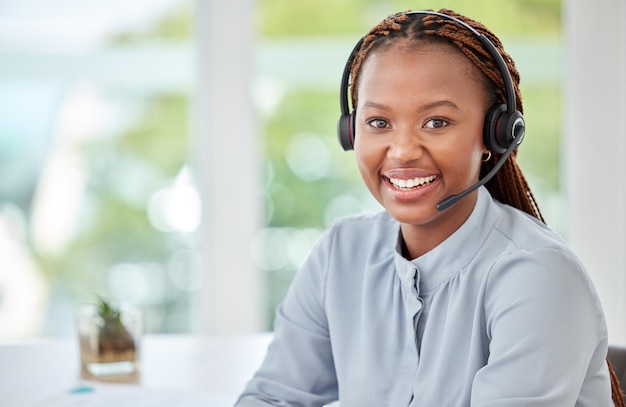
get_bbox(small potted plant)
[76,297,142,381]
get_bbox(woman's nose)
[387,128,424,163]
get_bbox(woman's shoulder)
[317,210,398,261]
[480,197,597,293]
[327,210,397,235]
[489,197,569,253]
[484,199,600,307]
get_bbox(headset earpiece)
[483,104,507,154]
[337,38,363,152]
[484,104,525,154]
[337,113,355,151]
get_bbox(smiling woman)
[236,8,624,407]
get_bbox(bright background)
[2,0,623,343]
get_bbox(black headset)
[336,10,525,210]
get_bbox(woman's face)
[354,41,491,250]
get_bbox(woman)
[236,9,623,406]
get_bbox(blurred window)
[0,0,197,340]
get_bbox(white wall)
[193,0,264,333]
[564,0,626,344]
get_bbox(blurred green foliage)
[35,2,195,333]
[263,89,359,228]
[112,2,192,43]
[518,83,561,190]
[258,0,561,37]
[117,95,190,175]
[36,94,192,330]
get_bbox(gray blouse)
[236,187,612,406]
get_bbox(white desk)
[0,333,272,407]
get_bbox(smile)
[389,175,437,189]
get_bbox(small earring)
[481,151,492,162]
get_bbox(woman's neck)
[399,194,477,259]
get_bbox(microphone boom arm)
[436,137,519,211]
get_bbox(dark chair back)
[608,345,626,402]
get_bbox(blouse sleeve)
[471,247,612,406]
[235,230,338,406]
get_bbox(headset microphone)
[337,10,525,211]
[436,121,523,211]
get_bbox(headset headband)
[339,10,518,120]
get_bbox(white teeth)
[389,175,436,189]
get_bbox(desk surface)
[0,333,272,407]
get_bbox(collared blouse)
[236,187,612,406]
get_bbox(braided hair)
[349,9,625,405]
[349,9,544,223]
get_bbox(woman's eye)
[424,118,448,129]
[367,118,390,129]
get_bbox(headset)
[336,11,525,211]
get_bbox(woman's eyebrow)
[420,100,461,111]
[362,101,390,111]
[361,99,461,112]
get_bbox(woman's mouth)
[388,175,437,190]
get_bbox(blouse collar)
[393,187,498,294]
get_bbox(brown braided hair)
[350,9,625,406]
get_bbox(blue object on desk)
[70,385,95,394]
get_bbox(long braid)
[423,10,545,223]
[349,10,624,404]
